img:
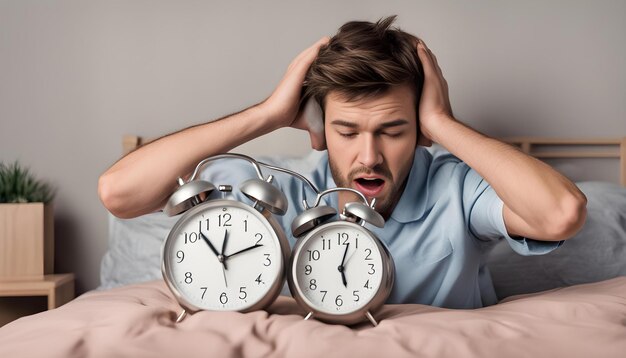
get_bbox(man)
[99,16,587,308]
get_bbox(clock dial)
[163,200,283,311]
[293,222,384,315]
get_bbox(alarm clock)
[161,154,291,322]
[287,188,395,326]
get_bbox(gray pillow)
[100,171,626,297]
[99,151,325,290]
[486,181,626,299]
[99,212,178,290]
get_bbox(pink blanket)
[1,277,625,358]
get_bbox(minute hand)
[339,243,349,287]
[226,244,264,259]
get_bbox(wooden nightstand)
[0,273,75,326]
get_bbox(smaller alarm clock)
[161,154,291,322]
[287,188,395,326]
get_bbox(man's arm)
[98,37,329,219]
[415,39,587,241]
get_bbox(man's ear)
[416,124,432,147]
[413,86,430,147]
[303,97,327,150]
[417,133,432,147]
[303,97,324,133]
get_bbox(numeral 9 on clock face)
[163,200,288,312]
[291,223,384,315]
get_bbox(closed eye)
[381,131,404,138]
[339,132,358,138]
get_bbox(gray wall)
[1,0,624,294]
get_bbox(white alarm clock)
[161,154,290,322]
[287,188,395,326]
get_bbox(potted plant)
[0,162,55,279]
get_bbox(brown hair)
[303,15,423,116]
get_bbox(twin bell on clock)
[160,153,395,326]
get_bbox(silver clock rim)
[161,199,290,313]
[287,221,395,325]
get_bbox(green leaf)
[0,161,55,203]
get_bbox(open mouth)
[354,177,386,197]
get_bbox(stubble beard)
[328,156,403,218]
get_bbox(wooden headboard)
[122,135,626,187]
[504,137,626,186]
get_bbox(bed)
[1,136,625,358]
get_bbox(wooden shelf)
[0,273,75,311]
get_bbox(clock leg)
[175,309,187,323]
[304,312,314,321]
[365,311,378,327]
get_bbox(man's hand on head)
[260,36,330,150]
[415,39,455,146]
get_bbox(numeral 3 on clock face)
[163,201,285,312]
[293,224,384,315]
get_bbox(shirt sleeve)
[463,167,564,256]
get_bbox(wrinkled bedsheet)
[1,277,625,358]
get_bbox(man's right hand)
[260,36,330,150]
[99,36,330,219]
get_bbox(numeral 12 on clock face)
[163,201,283,312]
[293,224,384,315]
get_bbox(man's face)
[324,83,418,218]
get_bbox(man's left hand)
[415,39,454,146]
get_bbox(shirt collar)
[390,147,431,223]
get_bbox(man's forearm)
[98,36,329,219]
[98,103,278,218]
[429,115,586,239]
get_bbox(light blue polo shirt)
[200,147,563,308]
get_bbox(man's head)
[303,16,424,218]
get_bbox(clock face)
[292,222,384,315]
[163,200,283,311]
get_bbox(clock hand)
[340,268,347,287]
[225,244,264,260]
[200,231,228,283]
[221,263,228,288]
[343,247,357,267]
[199,231,220,258]
[340,243,350,266]
[221,229,229,270]
[339,243,349,287]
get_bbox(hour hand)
[199,231,220,258]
